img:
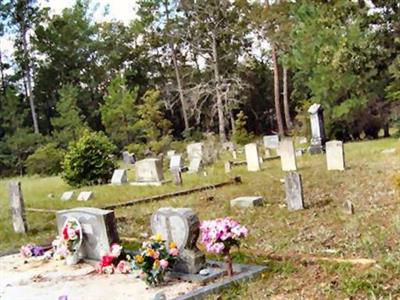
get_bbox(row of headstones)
[243,139,345,172]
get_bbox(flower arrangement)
[200,217,248,276]
[20,244,46,258]
[61,218,82,265]
[133,234,179,286]
[96,243,132,274]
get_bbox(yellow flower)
[135,255,144,264]
[146,248,155,257]
[153,259,160,269]
[154,233,163,242]
[169,242,177,249]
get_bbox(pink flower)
[20,244,33,258]
[116,260,131,274]
[159,259,169,269]
[95,262,104,274]
[169,247,179,257]
[110,244,122,257]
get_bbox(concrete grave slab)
[77,191,93,201]
[61,191,74,201]
[230,196,263,208]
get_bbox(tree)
[51,84,87,147]
[100,74,139,149]
[5,0,45,134]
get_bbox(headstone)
[279,138,297,171]
[151,207,206,274]
[263,135,280,149]
[265,148,272,158]
[61,191,74,201]
[224,161,232,173]
[230,196,263,208]
[132,158,164,185]
[167,150,176,158]
[295,149,305,157]
[244,143,261,172]
[222,142,235,152]
[188,158,202,174]
[169,155,183,172]
[8,181,27,233]
[232,150,237,160]
[284,172,304,211]
[171,170,183,186]
[110,169,128,185]
[77,191,93,201]
[187,143,203,161]
[343,200,354,215]
[122,151,136,165]
[326,140,345,171]
[56,207,119,260]
[308,103,326,154]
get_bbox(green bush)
[232,111,254,145]
[25,143,65,176]
[62,130,117,187]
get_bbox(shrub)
[26,143,65,176]
[232,111,254,145]
[62,131,117,187]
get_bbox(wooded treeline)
[0,0,399,176]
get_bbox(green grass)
[1,137,399,298]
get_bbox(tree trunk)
[272,44,284,136]
[22,26,39,134]
[230,109,236,134]
[171,45,189,131]
[383,123,390,137]
[0,50,5,94]
[283,67,292,131]
[211,31,227,143]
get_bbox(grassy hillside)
[0,137,399,298]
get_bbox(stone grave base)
[130,180,171,186]
[0,255,266,300]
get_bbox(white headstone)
[56,207,119,260]
[308,103,326,154]
[245,143,261,172]
[169,155,183,171]
[279,138,297,171]
[263,135,280,149]
[187,143,203,161]
[77,191,93,201]
[230,196,263,208]
[326,140,345,171]
[135,158,164,183]
[188,158,202,173]
[61,191,75,201]
[111,169,128,185]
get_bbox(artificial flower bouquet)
[96,243,132,274]
[20,244,46,258]
[200,217,248,276]
[61,218,82,264]
[133,234,179,286]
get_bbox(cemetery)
[0,0,400,299]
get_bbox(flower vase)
[66,252,80,265]
[223,250,233,277]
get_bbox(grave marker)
[244,143,261,172]
[187,143,203,161]
[280,138,297,171]
[8,181,27,233]
[326,140,345,171]
[224,161,232,173]
[61,191,74,201]
[151,207,206,274]
[308,103,326,154]
[263,135,279,149]
[77,191,93,201]
[230,196,263,208]
[131,158,165,186]
[171,170,183,186]
[56,207,119,260]
[170,154,183,172]
[284,172,304,211]
[167,150,176,158]
[188,158,202,174]
[122,151,135,165]
[111,169,128,185]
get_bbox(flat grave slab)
[0,255,266,300]
[230,196,263,208]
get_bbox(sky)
[0,0,139,62]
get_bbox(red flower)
[101,255,114,267]
[62,226,69,240]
